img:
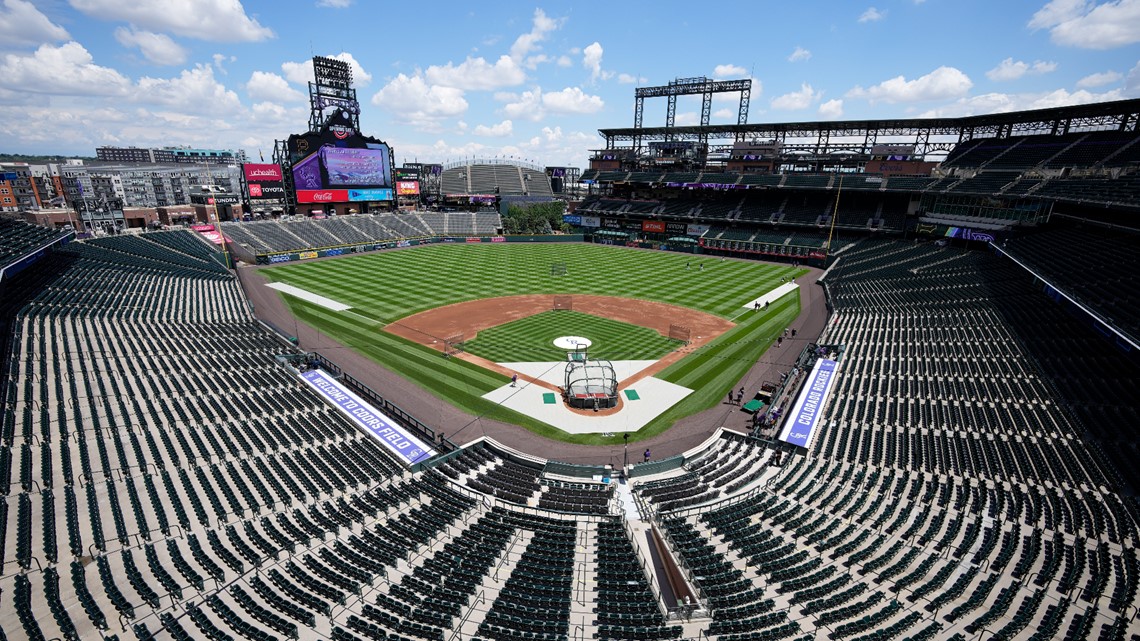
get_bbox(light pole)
[623,433,629,476]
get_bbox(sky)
[1,0,1139,168]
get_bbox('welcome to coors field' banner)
[299,369,435,465]
[778,358,838,449]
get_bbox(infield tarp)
[300,369,435,465]
[778,358,838,449]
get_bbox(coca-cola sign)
[296,189,348,203]
[242,163,283,182]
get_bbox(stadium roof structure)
[597,97,1140,158]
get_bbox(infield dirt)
[384,294,735,388]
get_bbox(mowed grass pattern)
[265,243,806,444]
[264,243,800,321]
[461,311,683,363]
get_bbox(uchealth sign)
[243,163,283,182]
[296,189,349,203]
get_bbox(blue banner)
[779,359,838,448]
[348,188,394,201]
[300,369,435,465]
[562,214,582,225]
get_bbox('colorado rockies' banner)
[778,359,838,449]
[300,369,435,465]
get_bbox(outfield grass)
[265,243,806,444]
[264,242,800,321]
[461,310,682,363]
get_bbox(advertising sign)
[686,223,711,236]
[395,181,420,196]
[243,163,283,182]
[296,189,349,203]
[562,214,582,225]
[300,368,435,465]
[642,220,666,233]
[248,182,285,199]
[348,188,393,201]
[779,359,838,449]
[579,215,601,228]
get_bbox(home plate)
[483,375,693,434]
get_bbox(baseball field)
[262,242,804,444]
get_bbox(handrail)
[447,590,486,641]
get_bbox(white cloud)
[135,64,242,115]
[858,6,886,22]
[1126,59,1140,95]
[1077,69,1124,87]
[246,71,304,102]
[0,42,131,96]
[425,55,525,91]
[510,8,563,66]
[771,83,821,110]
[918,86,1125,118]
[371,73,468,129]
[847,66,973,103]
[281,52,371,87]
[542,86,605,114]
[500,86,604,121]
[0,0,70,48]
[1029,0,1140,49]
[674,112,700,126]
[618,73,646,84]
[473,119,513,137]
[114,27,187,65]
[788,46,812,62]
[818,98,844,118]
[556,55,572,67]
[713,64,747,79]
[317,0,351,6]
[582,42,607,82]
[67,0,274,42]
[211,53,235,74]
[985,57,1058,81]
[713,108,734,119]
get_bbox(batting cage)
[564,358,618,410]
[553,295,573,311]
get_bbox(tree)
[501,201,566,234]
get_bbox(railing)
[312,353,447,454]
[442,157,546,172]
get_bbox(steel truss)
[633,77,751,155]
[604,98,1140,160]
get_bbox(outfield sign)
[778,359,838,449]
[300,369,435,465]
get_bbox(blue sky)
[1,0,1139,167]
